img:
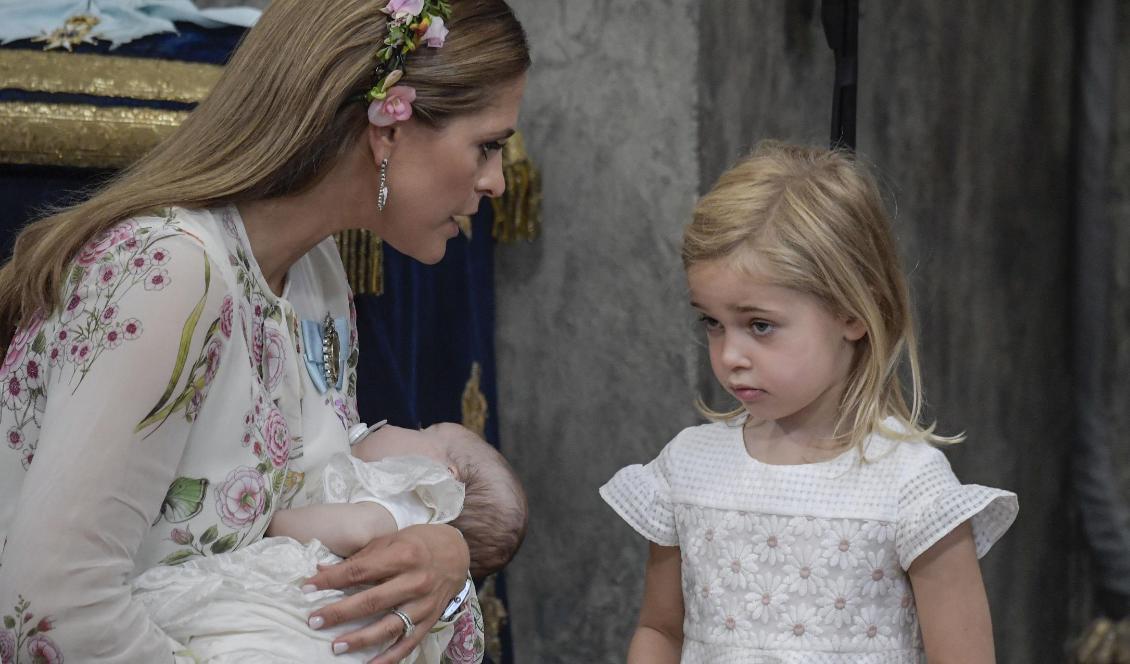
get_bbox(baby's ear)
[447,464,460,479]
[843,316,867,342]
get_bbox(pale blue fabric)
[0,0,259,47]
[300,317,350,395]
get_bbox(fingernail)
[333,642,349,655]
[301,584,318,593]
[309,616,325,630]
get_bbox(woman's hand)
[303,523,469,663]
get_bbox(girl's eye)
[698,314,721,332]
[751,320,774,336]
[480,141,505,159]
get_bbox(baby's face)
[361,423,461,476]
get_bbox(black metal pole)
[821,0,859,150]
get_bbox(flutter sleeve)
[895,446,1019,570]
[599,444,679,546]
[0,231,231,662]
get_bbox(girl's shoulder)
[660,419,743,457]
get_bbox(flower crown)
[364,0,453,127]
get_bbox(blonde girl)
[601,142,1018,663]
[0,0,528,661]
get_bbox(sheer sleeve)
[0,232,231,662]
[599,444,679,546]
[895,446,1018,570]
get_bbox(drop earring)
[377,158,390,212]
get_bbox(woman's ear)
[365,122,399,165]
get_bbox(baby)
[133,422,527,663]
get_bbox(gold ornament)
[461,362,488,437]
[34,14,101,52]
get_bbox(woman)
[0,0,528,661]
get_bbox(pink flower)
[122,318,142,340]
[367,86,417,127]
[203,338,224,385]
[24,360,42,389]
[126,254,150,275]
[0,314,43,375]
[103,325,123,349]
[144,269,170,291]
[170,526,193,545]
[219,296,233,338]
[383,0,424,17]
[96,263,119,289]
[47,345,64,367]
[59,288,89,324]
[444,610,480,663]
[36,616,55,633]
[216,466,267,528]
[149,247,171,265]
[100,304,119,323]
[24,634,63,664]
[76,231,116,266]
[0,628,15,664]
[20,448,33,469]
[7,428,22,449]
[421,15,447,48]
[263,408,290,468]
[2,372,26,408]
[262,327,287,391]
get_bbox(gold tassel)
[491,131,542,243]
[461,362,488,437]
[333,230,383,296]
[477,574,508,663]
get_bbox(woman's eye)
[480,141,505,158]
[751,320,774,336]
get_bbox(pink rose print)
[170,527,193,545]
[25,633,63,664]
[220,296,233,338]
[144,269,170,291]
[122,318,142,340]
[203,338,224,385]
[76,230,116,266]
[216,466,267,528]
[112,219,138,243]
[7,428,22,449]
[0,629,15,664]
[367,86,416,127]
[445,610,479,663]
[263,408,290,468]
[35,617,54,633]
[0,313,44,375]
[262,327,287,391]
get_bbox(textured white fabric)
[131,456,467,663]
[600,421,1018,663]
[320,454,464,530]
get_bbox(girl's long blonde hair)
[684,141,961,451]
[0,0,529,357]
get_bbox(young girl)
[600,142,1018,663]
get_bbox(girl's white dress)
[131,453,468,663]
[600,421,1018,664]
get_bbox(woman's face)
[372,75,526,264]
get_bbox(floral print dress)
[0,206,483,663]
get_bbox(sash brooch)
[301,313,349,394]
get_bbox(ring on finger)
[391,608,414,641]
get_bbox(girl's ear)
[843,316,867,342]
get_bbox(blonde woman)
[0,0,527,662]
[601,142,1018,663]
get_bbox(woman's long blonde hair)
[684,141,961,451]
[0,0,529,356]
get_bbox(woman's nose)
[477,155,506,198]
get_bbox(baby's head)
[683,141,937,449]
[360,422,527,579]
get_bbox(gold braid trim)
[0,101,186,168]
[491,131,541,243]
[476,574,508,662]
[334,230,384,296]
[0,50,222,103]
[1074,617,1130,663]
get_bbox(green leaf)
[4,615,14,629]
[158,476,209,523]
[200,525,219,545]
[159,550,196,566]
[30,330,46,355]
[136,257,211,432]
[27,627,38,637]
[210,533,238,555]
[256,461,270,475]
